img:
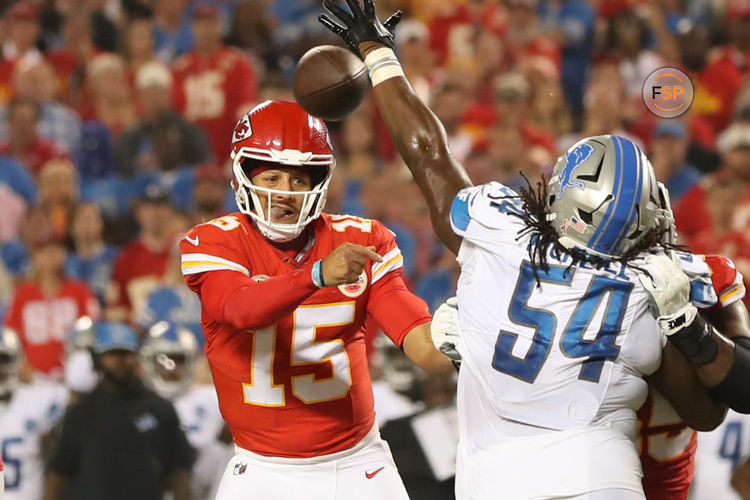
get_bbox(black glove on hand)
[319,0,402,55]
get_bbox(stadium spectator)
[81,54,136,136]
[0,60,82,152]
[65,203,119,306]
[37,159,79,242]
[0,98,69,177]
[0,155,35,245]
[3,232,98,379]
[548,0,595,121]
[0,2,42,102]
[44,321,194,500]
[395,19,437,102]
[47,11,99,108]
[108,185,174,321]
[675,123,750,247]
[173,4,258,163]
[122,16,160,82]
[649,120,703,204]
[115,61,209,177]
[153,0,194,62]
[602,7,664,98]
[190,163,229,223]
[430,84,473,162]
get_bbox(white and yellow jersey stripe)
[371,247,403,284]
[181,253,250,277]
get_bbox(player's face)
[100,350,140,386]
[251,167,313,223]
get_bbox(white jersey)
[692,411,750,500]
[174,384,231,500]
[0,382,68,500]
[451,182,662,435]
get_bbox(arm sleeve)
[367,271,432,348]
[706,255,746,307]
[193,269,318,330]
[366,221,432,347]
[449,182,525,239]
[180,224,319,330]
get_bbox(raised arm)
[319,0,472,254]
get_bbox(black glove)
[319,0,402,55]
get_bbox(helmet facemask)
[232,149,334,242]
[140,322,197,400]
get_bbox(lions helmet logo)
[557,142,594,197]
[232,116,253,144]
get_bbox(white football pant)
[214,424,409,500]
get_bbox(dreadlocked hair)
[503,173,685,285]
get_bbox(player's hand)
[319,0,402,55]
[637,253,698,336]
[430,297,462,362]
[320,242,382,286]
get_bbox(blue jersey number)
[2,437,23,489]
[492,261,633,383]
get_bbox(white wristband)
[363,47,405,86]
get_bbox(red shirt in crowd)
[0,138,69,177]
[173,47,257,163]
[110,239,171,316]
[180,213,431,457]
[4,279,98,378]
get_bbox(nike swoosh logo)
[365,467,385,479]
[185,235,199,246]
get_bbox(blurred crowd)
[2,0,750,496]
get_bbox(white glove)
[430,297,461,362]
[637,253,697,335]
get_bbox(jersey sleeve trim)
[719,282,746,307]
[450,189,473,237]
[181,253,250,277]
[371,247,403,284]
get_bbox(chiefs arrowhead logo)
[232,115,253,144]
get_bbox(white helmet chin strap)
[231,150,333,242]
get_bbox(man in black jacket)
[44,321,194,500]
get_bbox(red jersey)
[110,239,171,317]
[638,255,745,499]
[4,280,98,378]
[173,47,257,163]
[180,213,431,458]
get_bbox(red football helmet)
[230,100,335,241]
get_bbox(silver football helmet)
[140,322,198,400]
[546,135,668,259]
[0,328,22,397]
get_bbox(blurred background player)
[0,327,67,500]
[141,321,230,500]
[44,321,193,500]
[179,99,454,499]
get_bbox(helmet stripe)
[589,136,623,253]
[591,136,642,255]
[609,139,644,251]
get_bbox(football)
[293,45,369,121]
